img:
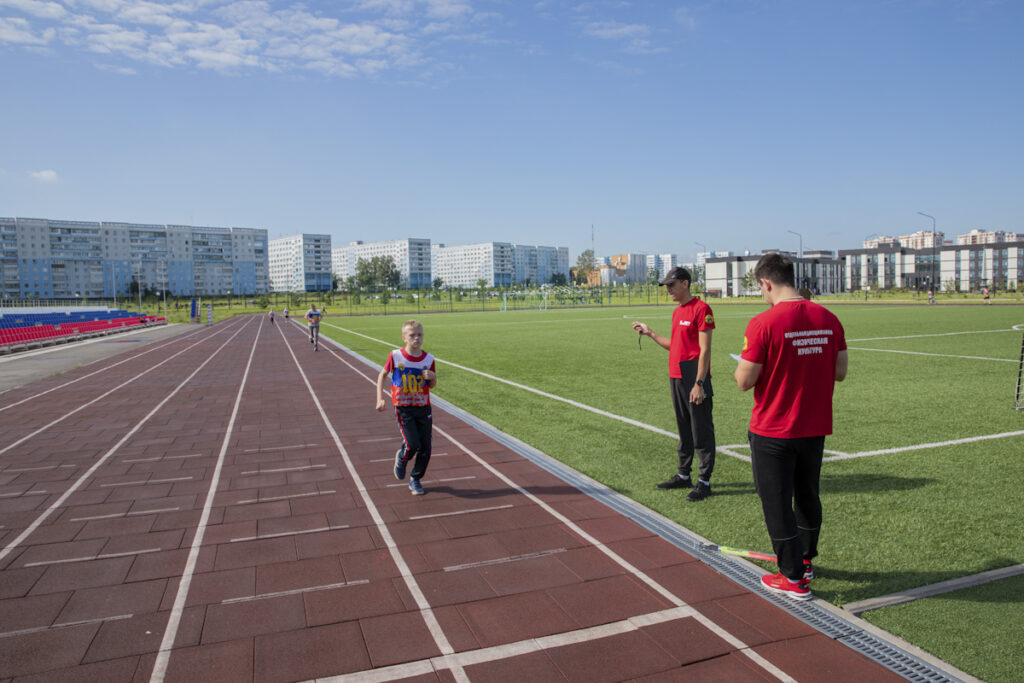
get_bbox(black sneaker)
[656,474,693,490]
[686,481,711,501]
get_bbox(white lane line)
[322,340,792,683]
[0,323,225,413]
[167,453,205,460]
[0,614,133,640]
[221,580,369,605]
[273,317,465,680]
[100,476,193,487]
[240,464,326,476]
[150,317,262,683]
[848,328,1018,342]
[357,437,398,443]
[69,507,181,522]
[0,490,50,498]
[229,525,350,543]
[316,606,707,683]
[242,443,319,453]
[0,320,247,458]
[122,457,162,463]
[3,465,76,473]
[122,454,203,464]
[444,548,566,572]
[24,548,163,567]
[0,318,254,567]
[385,475,474,489]
[371,453,449,463]
[409,504,513,521]
[234,490,336,505]
[848,346,1017,363]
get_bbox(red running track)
[0,316,904,682]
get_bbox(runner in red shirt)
[735,253,848,600]
[632,266,717,501]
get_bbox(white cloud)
[0,0,67,20]
[29,169,59,182]
[583,21,649,41]
[0,15,54,43]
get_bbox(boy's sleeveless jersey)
[385,348,435,407]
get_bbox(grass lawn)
[313,301,1024,678]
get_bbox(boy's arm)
[375,368,389,411]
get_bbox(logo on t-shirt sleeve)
[742,335,748,351]
[705,314,714,325]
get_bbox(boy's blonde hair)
[402,319,423,333]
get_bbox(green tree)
[432,277,444,290]
[550,272,567,286]
[647,267,660,285]
[575,249,597,285]
[355,256,402,289]
[740,270,757,295]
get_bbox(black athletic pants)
[395,405,432,481]
[669,359,716,482]
[748,432,825,581]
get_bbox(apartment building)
[706,250,844,297]
[432,242,514,288]
[269,234,332,292]
[332,238,432,288]
[0,216,268,299]
[512,244,570,285]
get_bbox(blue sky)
[2,0,1021,261]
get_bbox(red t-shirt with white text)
[668,298,715,379]
[741,300,846,438]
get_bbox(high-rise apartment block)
[0,216,268,299]
[269,234,333,292]
[332,238,432,288]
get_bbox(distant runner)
[305,305,322,350]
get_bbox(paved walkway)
[0,316,944,681]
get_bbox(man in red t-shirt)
[735,253,848,601]
[632,266,717,501]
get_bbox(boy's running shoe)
[803,560,814,580]
[394,448,407,480]
[409,478,424,495]
[760,573,812,601]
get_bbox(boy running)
[268,309,275,325]
[375,319,436,496]
[305,305,322,350]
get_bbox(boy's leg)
[408,407,432,481]
[393,408,417,480]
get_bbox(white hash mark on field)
[326,323,1024,462]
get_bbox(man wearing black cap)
[632,266,717,501]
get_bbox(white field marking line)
[2,464,76,472]
[329,325,681,440]
[0,614,133,640]
[0,318,255,567]
[371,452,449,463]
[234,490,336,505]
[357,436,398,443]
[242,443,318,453]
[100,479,194,489]
[327,327,1024,463]
[24,548,163,567]
[239,464,326,476]
[848,328,1018,342]
[0,490,51,498]
[408,504,513,520]
[385,475,474,489]
[824,430,1024,461]
[221,579,369,605]
[444,548,566,572]
[0,320,247,458]
[0,321,234,412]
[323,347,791,683]
[848,346,1017,363]
[69,507,181,522]
[122,453,204,463]
[316,606,743,683]
[272,317,463,677]
[229,525,351,543]
[150,316,262,683]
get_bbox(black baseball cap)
[659,266,692,286]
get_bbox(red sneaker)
[761,572,812,601]
[803,559,814,580]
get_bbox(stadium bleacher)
[0,308,166,353]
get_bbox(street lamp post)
[917,212,937,291]
[694,242,708,298]
[787,230,803,258]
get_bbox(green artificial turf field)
[317,301,1024,678]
